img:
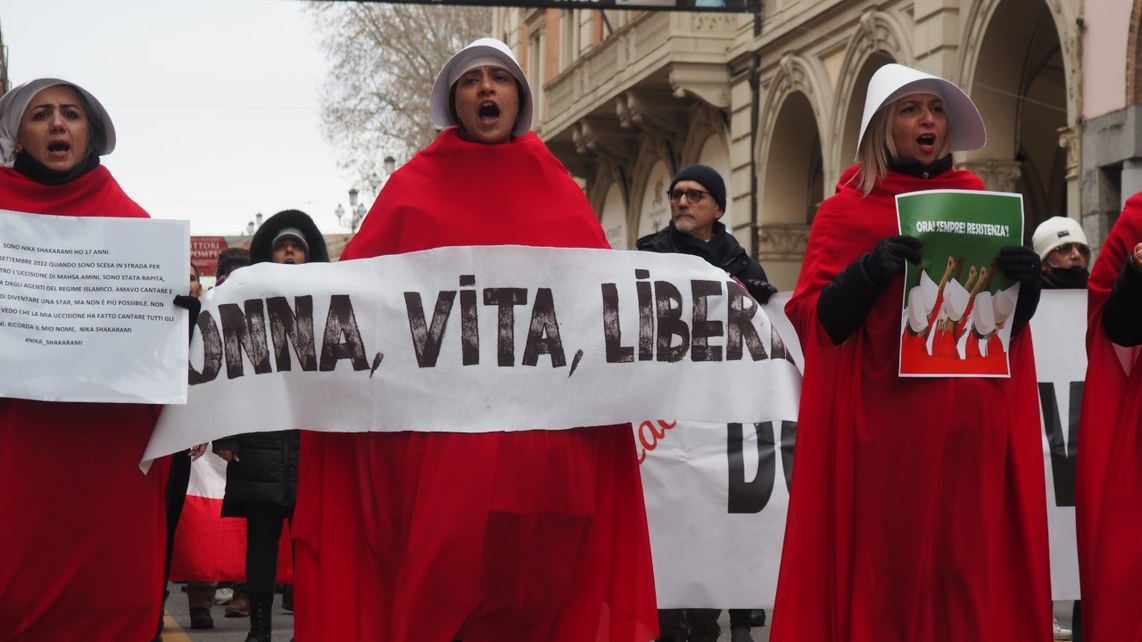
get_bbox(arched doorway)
[760,91,825,289]
[968,0,1069,238]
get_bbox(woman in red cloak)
[770,63,1051,642]
[0,79,171,641]
[291,38,658,642]
[1076,192,1142,642]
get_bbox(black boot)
[187,582,215,629]
[281,583,294,613]
[244,592,273,642]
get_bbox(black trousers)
[163,451,193,583]
[245,503,292,595]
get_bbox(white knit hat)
[429,38,532,137]
[856,63,986,160]
[1032,216,1089,259]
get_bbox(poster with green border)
[895,189,1023,378]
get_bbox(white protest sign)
[0,210,190,404]
[144,245,803,463]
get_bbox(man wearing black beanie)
[638,163,777,305]
[636,162,772,642]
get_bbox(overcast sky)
[1,0,363,237]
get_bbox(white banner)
[641,291,1083,608]
[0,210,190,403]
[637,417,793,608]
[144,246,803,462]
[1030,289,1084,601]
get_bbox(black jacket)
[213,209,330,517]
[213,430,300,516]
[636,220,774,302]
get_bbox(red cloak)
[292,129,658,642]
[1076,192,1142,642]
[0,165,170,642]
[770,164,1051,642]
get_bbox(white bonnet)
[0,77,115,167]
[856,63,986,160]
[972,292,996,335]
[428,37,532,137]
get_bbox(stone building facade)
[489,0,1141,289]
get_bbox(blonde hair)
[855,95,954,196]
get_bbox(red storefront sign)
[191,236,229,276]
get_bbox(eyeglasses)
[667,189,711,204]
[1052,242,1089,256]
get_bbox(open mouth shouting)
[36,138,81,170]
[478,102,501,121]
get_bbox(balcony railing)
[538,11,743,140]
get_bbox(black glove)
[817,236,922,345]
[742,278,778,304]
[861,235,923,286]
[995,245,1041,337]
[173,294,201,342]
[996,245,1041,284]
[1103,251,1142,346]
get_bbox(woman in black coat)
[213,209,328,642]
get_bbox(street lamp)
[337,188,368,233]
[245,212,263,237]
[336,156,398,233]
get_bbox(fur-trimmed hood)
[249,209,329,264]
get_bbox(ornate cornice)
[758,224,811,260]
[959,159,1023,192]
[669,62,732,110]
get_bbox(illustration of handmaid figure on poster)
[901,256,956,369]
[952,263,992,358]
[901,257,1018,376]
[929,268,972,360]
[960,283,1018,374]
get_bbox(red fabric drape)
[1076,192,1142,642]
[292,130,658,642]
[0,165,171,642]
[169,457,294,584]
[770,164,1051,642]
